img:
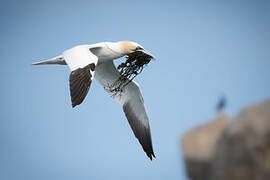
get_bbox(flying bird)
[32,41,156,160]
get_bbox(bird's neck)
[104,42,126,59]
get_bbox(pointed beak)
[138,49,155,60]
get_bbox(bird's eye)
[135,46,143,51]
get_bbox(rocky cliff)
[181,99,270,180]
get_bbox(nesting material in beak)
[108,51,154,95]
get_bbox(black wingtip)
[147,152,156,160]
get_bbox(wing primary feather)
[69,64,93,107]
[123,101,155,160]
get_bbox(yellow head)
[118,41,142,54]
[118,41,155,59]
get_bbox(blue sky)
[1,0,269,179]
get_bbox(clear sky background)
[1,0,269,179]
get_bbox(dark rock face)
[212,100,270,180]
[184,159,212,180]
[182,99,270,180]
[181,113,231,180]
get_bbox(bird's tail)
[31,55,66,66]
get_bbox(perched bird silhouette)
[32,41,156,160]
[216,95,227,113]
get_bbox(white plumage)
[32,41,155,160]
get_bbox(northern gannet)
[32,41,156,160]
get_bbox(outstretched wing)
[95,61,155,160]
[63,45,98,107]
